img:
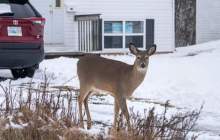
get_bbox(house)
[29,0,220,53]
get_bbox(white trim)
[125,33,144,36]
[104,34,123,36]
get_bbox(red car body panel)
[0,18,45,43]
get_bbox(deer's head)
[129,43,157,71]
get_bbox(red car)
[0,0,45,79]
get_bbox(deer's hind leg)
[84,92,92,129]
[78,86,91,128]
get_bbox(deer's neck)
[127,61,149,96]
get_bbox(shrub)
[0,76,201,140]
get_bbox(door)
[30,0,64,44]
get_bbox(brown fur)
[77,43,157,129]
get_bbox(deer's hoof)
[87,122,92,129]
[87,125,91,130]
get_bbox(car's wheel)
[25,67,36,78]
[11,69,26,79]
[11,65,37,79]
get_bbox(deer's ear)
[147,44,157,56]
[129,43,138,55]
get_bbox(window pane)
[10,4,37,18]
[126,36,143,48]
[104,36,123,48]
[125,21,144,33]
[104,21,123,33]
[0,0,27,4]
[0,0,9,3]
[56,0,61,7]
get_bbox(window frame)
[54,0,63,8]
[102,20,146,51]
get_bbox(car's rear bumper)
[0,42,44,69]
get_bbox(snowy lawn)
[0,40,220,139]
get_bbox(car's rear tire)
[25,67,36,78]
[11,69,26,79]
[11,65,38,79]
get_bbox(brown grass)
[0,74,201,140]
[109,102,202,140]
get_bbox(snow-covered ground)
[1,40,220,139]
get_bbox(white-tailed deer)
[77,43,156,129]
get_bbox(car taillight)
[30,18,46,26]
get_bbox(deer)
[77,43,157,130]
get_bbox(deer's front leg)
[113,98,120,129]
[117,95,131,130]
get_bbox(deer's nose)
[141,63,146,68]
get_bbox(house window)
[104,21,123,48]
[126,36,143,48]
[125,21,144,48]
[104,21,144,49]
[104,36,123,48]
[104,21,123,33]
[55,0,61,7]
[125,21,143,33]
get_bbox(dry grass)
[110,102,202,140]
[0,74,201,140]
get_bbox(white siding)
[30,0,64,44]
[64,0,175,52]
[64,12,78,50]
[197,0,220,43]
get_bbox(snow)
[5,115,28,129]
[0,4,12,14]
[1,40,220,139]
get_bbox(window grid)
[103,20,145,49]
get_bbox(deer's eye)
[137,56,141,59]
